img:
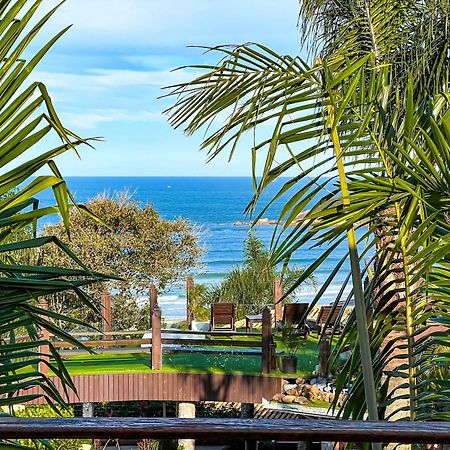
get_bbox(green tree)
[42,191,203,330]
[0,0,110,435]
[199,233,316,320]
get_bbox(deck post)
[274,276,283,323]
[177,402,196,450]
[319,337,331,378]
[186,276,194,329]
[38,299,49,375]
[149,284,158,315]
[82,402,94,418]
[261,306,272,374]
[101,291,112,338]
[151,303,162,370]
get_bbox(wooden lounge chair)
[281,303,309,336]
[316,304,343,335]
[210,302,235,331]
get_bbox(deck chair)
[316,304,343,335]
[282,303,310,336]
[210,302,235,330]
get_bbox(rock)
[296,377,308,385]
[282,383,297,393]
[309,385,320,396]
[294,396,309,405]
[310,378,318,385]
[285,388,301,396]
[282,395,296,404]
[272,393,285,402]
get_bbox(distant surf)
[36,176,355,320]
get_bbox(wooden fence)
[49,306,277,375]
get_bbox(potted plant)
[279,322,307,374]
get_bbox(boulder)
[282,383,297,393]
[309,385,320,396]
[281,395,296,404]
[296,377,309,385]
[294,396,309,405]
[272,393,285,402]
[285,388,301,396]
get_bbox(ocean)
[37,176,352,319]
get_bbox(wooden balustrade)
[50,319,276,373]
[0,418,449,444]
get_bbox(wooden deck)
[27,372,283,404]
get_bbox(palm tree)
[199,233,316,319]
[299,0,450,94]
[0,0,110,421]
[164,34,450,422]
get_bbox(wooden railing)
[50,306,277,375]
[0,418,449,444]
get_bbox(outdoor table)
[245,314,263,332]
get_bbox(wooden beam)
[261,307,272,374]
[274,276,283,323]
[1,418,450,444]
[151,303,162,370]
[319,338,331,378]
[101,291,112,337]
[149,284,158,314]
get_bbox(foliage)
[42,191,203,330]
[197,233,316,319]
[188,283,210,322]
[164,20,450,423]
[299,0,450,95]
[13,404,90,450]
[0,0,110,434]
[279,322,307,356]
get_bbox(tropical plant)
[299,0,450,95]
[198,233,316,320]
[280,321,307,356]
[164,35,450,424]
[0,0,110,431]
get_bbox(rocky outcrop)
[272,377,346,407]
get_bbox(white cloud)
[63,109,164,129]
[35,68,192,91]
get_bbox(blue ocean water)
[37,177,352,319]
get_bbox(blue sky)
[35,0,303,176]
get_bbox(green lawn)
[56,335,320,376]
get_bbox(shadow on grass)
[59,335,321,376]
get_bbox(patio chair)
[281,302,310,336]
[210,302,235,331]
[316,304,343,335]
